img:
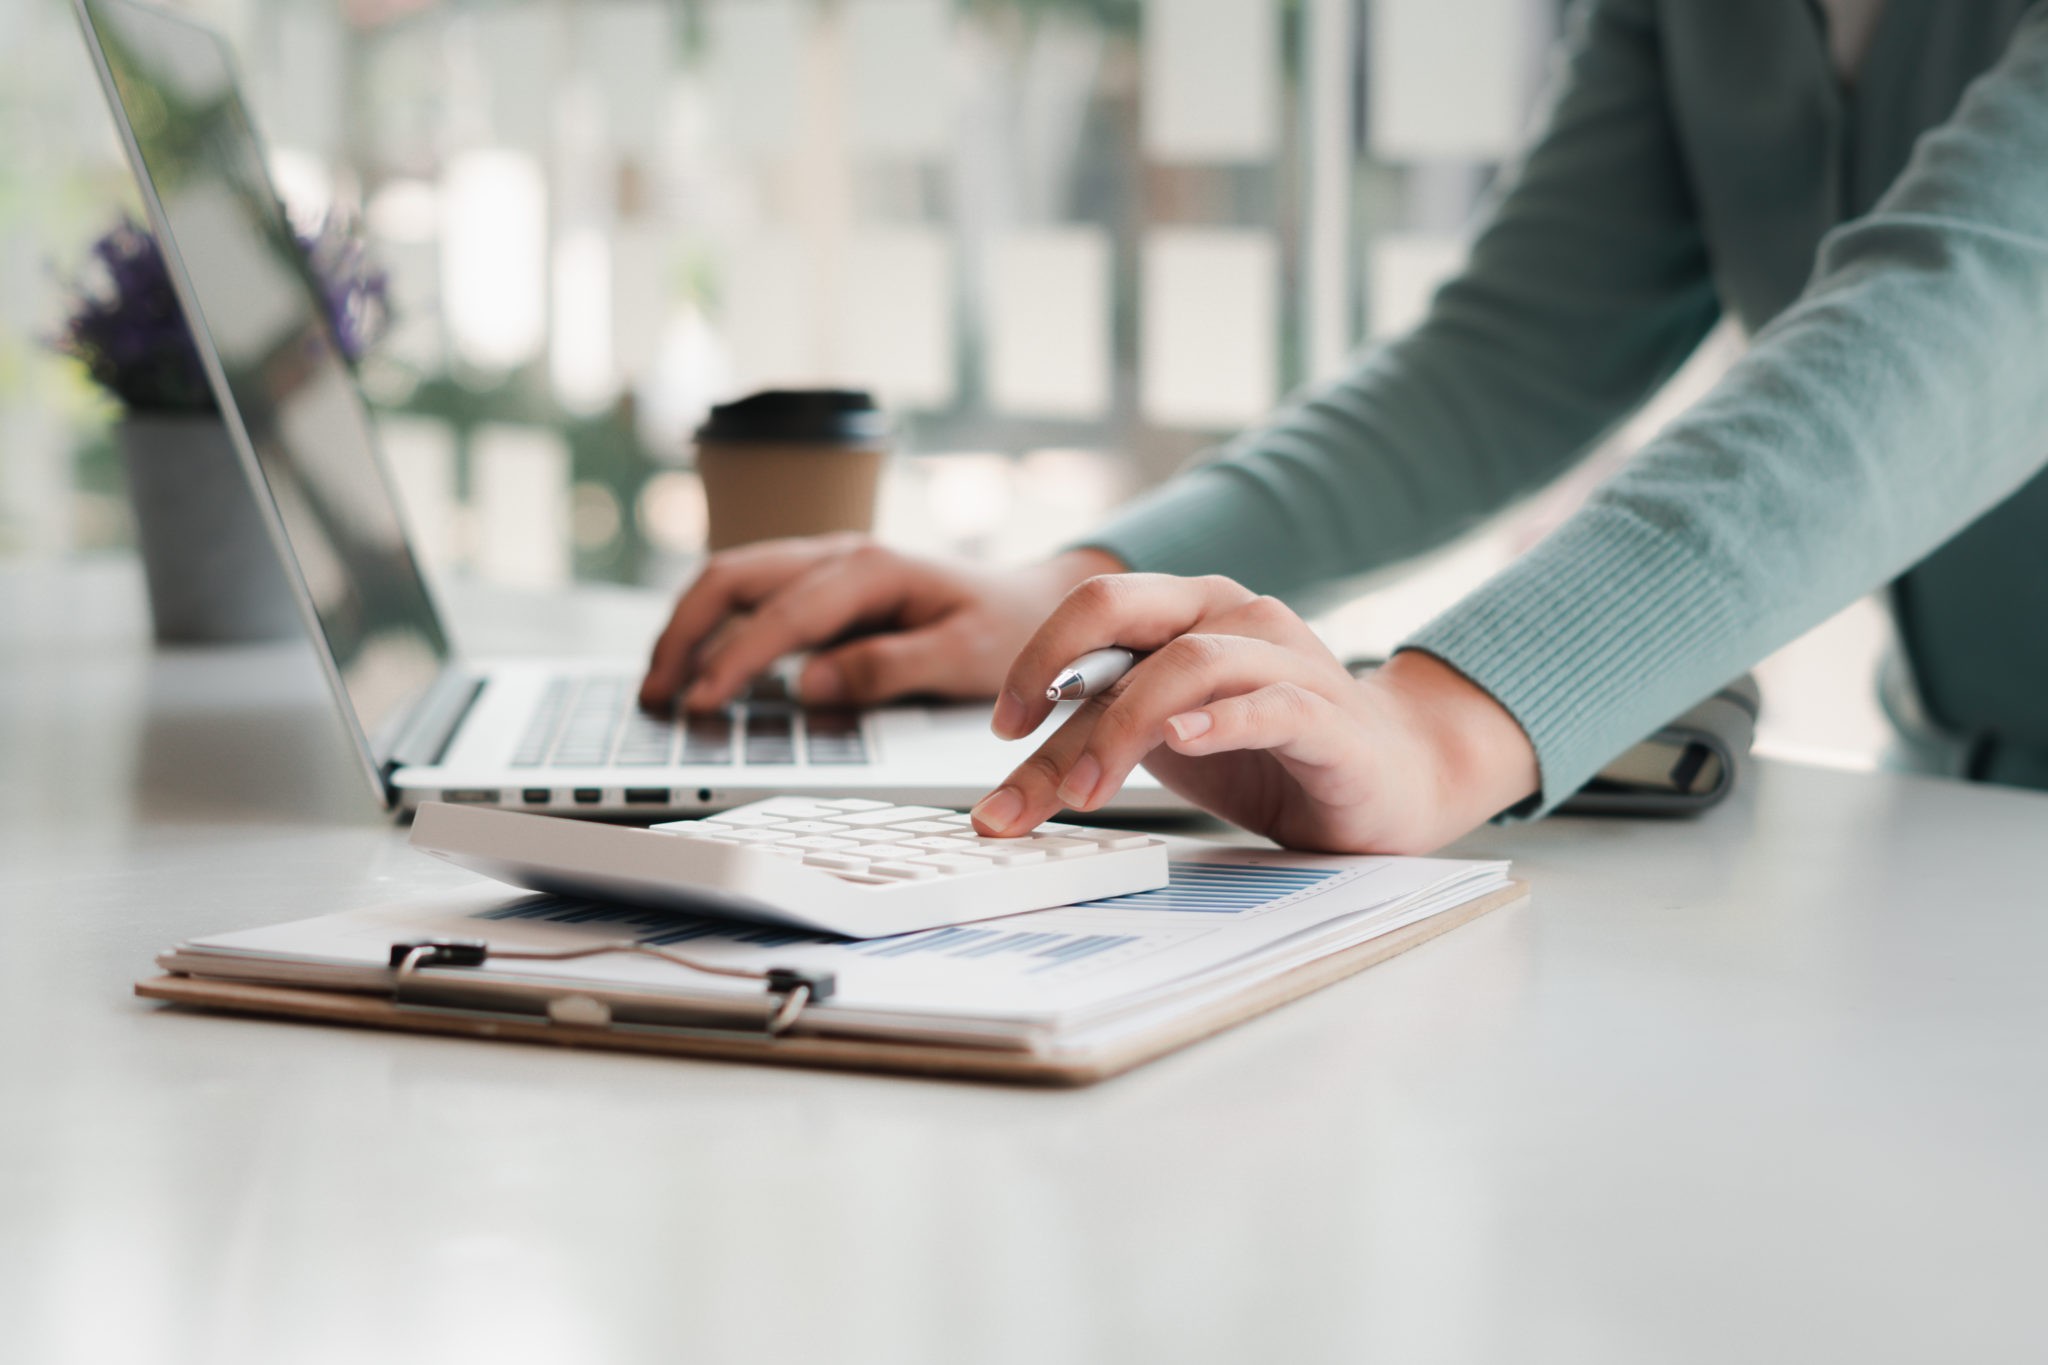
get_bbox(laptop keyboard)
[509,675,870,769]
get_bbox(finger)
[970,693,1110,837]
[639,538,849,709]
[1162,682,1359,777]
[681,548,922,709]
[801,623,970,706]
[992,573,1256,740]
[1197,592,1330,655]
[1014,635,1346,821]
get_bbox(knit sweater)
[1082,0,2048,814]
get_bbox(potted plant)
[51,213,389,644]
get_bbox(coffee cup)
[693,389,892,552]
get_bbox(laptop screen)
[80,0,451,768]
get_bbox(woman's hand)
[639,538,1124,713]
[968,573,1541,854]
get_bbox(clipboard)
[135,881,1527,1086]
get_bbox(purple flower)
[52,212,392,415]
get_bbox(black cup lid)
[694,389,891,446]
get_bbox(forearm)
[1412,9,2048,811]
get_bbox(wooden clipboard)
[136,881,1527,1086]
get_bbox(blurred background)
[0,0,1890,763]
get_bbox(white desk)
[4,558,2046,1364]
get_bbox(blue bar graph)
[1075,863,1340,914]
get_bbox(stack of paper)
[158,845,1513,1061]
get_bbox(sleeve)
[1407,7,2048,813]
[1082,0,1721,604]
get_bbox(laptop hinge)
[388,672,488,773]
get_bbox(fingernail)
[971,786,1024,835]
[1168,710,1213,742]
[799,661,842,704]
[991,691,1028,738]
[1057,754,1102,809]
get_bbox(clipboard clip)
[387,937,836,1037]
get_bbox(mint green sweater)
[1086,0,2048,813]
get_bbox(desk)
[4,558,2046,1364]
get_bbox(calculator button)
[788,835,859,851]
[892,821,958,835]
[977,847,1046,867]
[910,854,986,873]
[861,843,930,860]
[1072,830,1153,850]
[903,836,965,852]
[869,861,940,880]
[706,809,788,827]
[816,798,891,811]
[757,801,845,819]
[802,852,870,872]
[775,820,848,835]
[827,806,952,826]
[1027,837,1098,858]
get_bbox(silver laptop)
[76,0,1182,820]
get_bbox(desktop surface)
[4,558,2047,1364]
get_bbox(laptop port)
[441,788,499,804]
[623,788,671,805]
[572,788,603,805]
[521,788,552,804]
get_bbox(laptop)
[75,0,1183,820]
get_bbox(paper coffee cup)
[693,389,892,552]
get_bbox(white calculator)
[410,797,1169,940]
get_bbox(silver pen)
[1045,647,1140,701]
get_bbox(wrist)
[1372,650,1540,825]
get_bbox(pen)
[1045,647,1140,701]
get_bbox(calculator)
[410,797,1170,940]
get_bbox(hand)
[968,573,1540,854]
[639,536,1126,713]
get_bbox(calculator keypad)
[657,797,1148,882]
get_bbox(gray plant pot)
[118,414,303,645]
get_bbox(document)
[161,845,1511,1055]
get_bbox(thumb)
[800,627,962,706]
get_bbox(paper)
[983,228,1112,418]
[1368,0,1533,162]
[164,848,1512,1049]
[1140,227,1278,429]
[1141,0,1278,163]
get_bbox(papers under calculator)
[145,845,1523,1082]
